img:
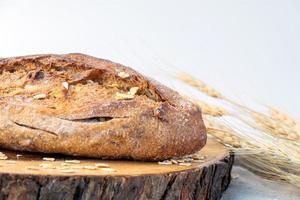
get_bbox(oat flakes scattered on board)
[192,160,205,163]
[61,163,71,166]
[179,163,192,166]
[193,155,206,160]
[64,160,81,164]
[60,169,76,173]
[0,156,8,160]
[101,168,117,172]
[171,159,178,164]
[84,165,97,170]
[43,157,55,161]
[16,154,22,159]
[158,160,173,165]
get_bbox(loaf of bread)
[0,54,206,161]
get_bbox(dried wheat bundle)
[176,72,300,188]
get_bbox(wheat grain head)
[177,73,224,99]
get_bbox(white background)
[1,0,299,118]
[1,0,300,199]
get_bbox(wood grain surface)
[0,139,234,200]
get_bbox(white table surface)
[1,0,300,199]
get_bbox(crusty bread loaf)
[0,54,206,161]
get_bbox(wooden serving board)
[0,139,233,200]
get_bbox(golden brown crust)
[0,53,206,161]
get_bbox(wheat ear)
[193,99,229,117]
[177,73,224,99]
[175,72,300,187]
[251,112,300,141]
[204,118,241,148]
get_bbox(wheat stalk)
[238,154,300,182]
[176,72,300,187]
[207,120,300,185]
[204,119,241,148]
[180,72,300,141]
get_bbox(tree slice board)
[0,139,233,200]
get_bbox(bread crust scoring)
[0,53,206,160]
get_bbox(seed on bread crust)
[129,87,139,95]
[62,82,69,90]
[116,92,134,100]
[33,93,47,99]
[118,71,130,78]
